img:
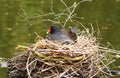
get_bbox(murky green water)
[0,0,120,78]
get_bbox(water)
[0,0,120,78]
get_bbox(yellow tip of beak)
[46,31,49,34]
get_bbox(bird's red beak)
[46,27,51,34]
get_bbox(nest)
[7,30,117,78]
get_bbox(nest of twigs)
[7,30,118,78]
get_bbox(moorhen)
[46,26,78,44]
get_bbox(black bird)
[46,26,78,44]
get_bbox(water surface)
[0,0,120,78]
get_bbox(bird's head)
[46,26,60,34]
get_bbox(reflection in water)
[0,57,7,78]
[0,0,120,78]
[0,57,7,68]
